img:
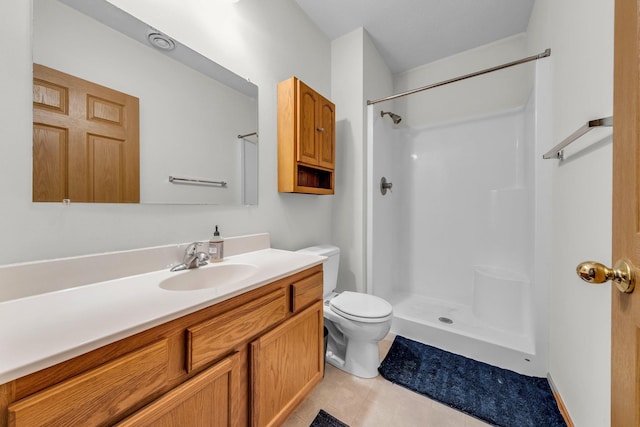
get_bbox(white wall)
[0,0,333,265]
[527,1,614,426]
[331,28,395,294]
[363,32,395,299]
[330,29,366,292]
[393,34,531,128]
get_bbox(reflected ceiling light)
[147,32,175,51]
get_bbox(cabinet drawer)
[8,339,169,427]
[187,288,287,372]
[291,272,323,312]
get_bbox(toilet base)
[326,339,381,378]
[322,292,393,379]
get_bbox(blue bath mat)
[309,410,349,427]
[379,336,566,427]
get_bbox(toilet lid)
[329,291,393,321]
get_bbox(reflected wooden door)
[33,64,139,203]
[612,0,640,424]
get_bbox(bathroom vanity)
[0,236,325,426]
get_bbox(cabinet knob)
[317,127,324,132]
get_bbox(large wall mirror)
[33,0,259,205]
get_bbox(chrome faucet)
[170,242,210,271]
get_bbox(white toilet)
[297,245,393,378]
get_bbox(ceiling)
[294,0,536,74]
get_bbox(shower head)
[381,110,402,124]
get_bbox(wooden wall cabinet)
[278,76,335,194]
[1,265,324,427]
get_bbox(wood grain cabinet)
[186,288,288,373]
[0,265,324,427]
[8,340,170,427]
[116,352,240,427]
[278,76,335,194]
[251,301,324,427]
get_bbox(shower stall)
[366,59,552,377]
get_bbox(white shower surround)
[366,62,551,377]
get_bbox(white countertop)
[0,248,324,384]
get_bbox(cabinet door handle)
[317,127,324,132]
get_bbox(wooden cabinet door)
[116,353,240,427]
[296,80,320,166]
[251,301,324,427]
[317,96,335,169]
[33,63,140,203]
[295,80,335,169]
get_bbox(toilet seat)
[329,291,393,323]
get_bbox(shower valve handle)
[576,259,635,293]
[380,177,393,195]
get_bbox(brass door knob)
[576,259,635,293]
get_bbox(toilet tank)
[296,245,340,297]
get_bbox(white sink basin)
[159,263,258,291]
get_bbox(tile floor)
[283,334,491,427]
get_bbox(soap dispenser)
[209,225,224,262]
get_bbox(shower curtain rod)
[367,48,551,105]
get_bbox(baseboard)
[547,374,575,427]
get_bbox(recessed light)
[148,32,175,51]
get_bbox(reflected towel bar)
[543,116,613,160]
[169,176,227,187]
[237,132,258,139]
